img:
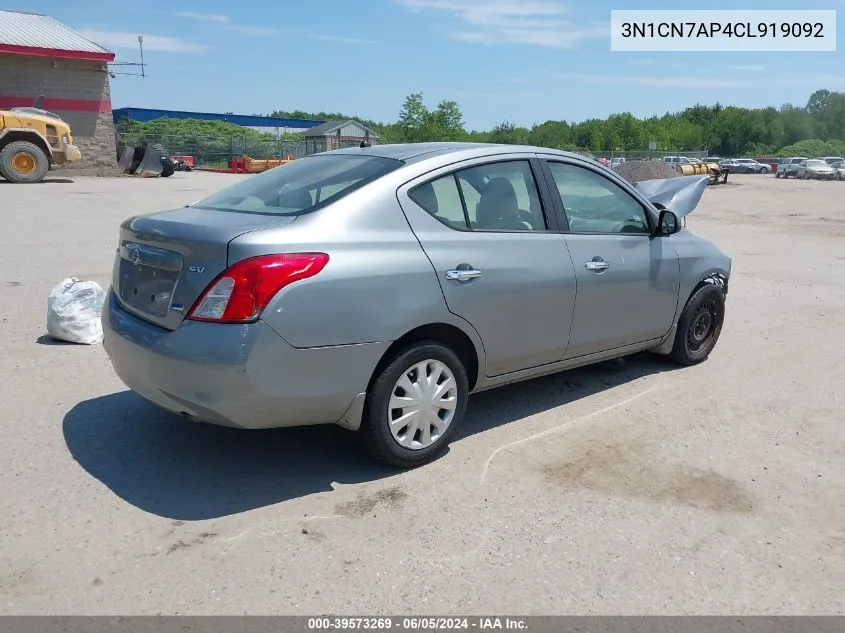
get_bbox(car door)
[539,157,681,359]
[396,156,577,377]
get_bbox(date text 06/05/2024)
[620,21,825,38]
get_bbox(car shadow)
[62,353,673,521]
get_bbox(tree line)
[117,88,845,159]
[274,89,845,157]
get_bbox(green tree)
[429,99,465,141]
[527,120,573,150]
[487,121,530,145]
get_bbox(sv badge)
[188,265,206,274]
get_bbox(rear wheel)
[358,340,468,468]
[0,140,49,183]
[669,284,725,366]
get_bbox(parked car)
[663,156,693,167]
[795,158,836,180]
[777,156,809,178]
[102,143,732,468]
[610,157,626,168]
[822,156,845,165]
[830,159,845,180]
[729,158,771,174]
[719,159,740,173]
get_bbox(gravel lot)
[1,172,843,615]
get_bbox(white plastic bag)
[46,277,106,345]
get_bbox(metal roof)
[0,10,114,61]
[112,107,326,130]
[304,119,380,137]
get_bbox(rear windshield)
[191,154,404,215]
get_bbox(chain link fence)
[115,132,310,169]
[115,130,714,168]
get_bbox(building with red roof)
[0,9,118,171]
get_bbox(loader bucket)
[135,145,164,177]
[117,146,135,172]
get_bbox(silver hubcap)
[388,359,458,450]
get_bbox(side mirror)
[656,209,681,235]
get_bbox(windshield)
[192,154,404,215]
[807,160,826,167]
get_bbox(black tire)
[159,159,175,177]
[358,339,469,468]
[668,284,726,366]
[760,166,769,174]
[0,140,49,183]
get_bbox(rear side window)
[408,175,469,229]
[192,154,403,215]
[409,160,548,232]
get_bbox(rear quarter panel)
[227,182,483,350]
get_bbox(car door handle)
[584,260,610,272]
[445,268,483,281]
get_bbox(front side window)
[546,162,651,234]
[192,154,403,215]
[408,160,548,232]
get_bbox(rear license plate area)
[118,242,184,318]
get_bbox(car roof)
[321,142,593,165]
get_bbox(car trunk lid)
[112,206,295,330]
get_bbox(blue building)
[112,107,326,136]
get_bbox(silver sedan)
[103,143,732,468]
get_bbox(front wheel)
[0,140,50,183]
[669,284,725,366]
[358,340,468,468]
[760,166,770,174]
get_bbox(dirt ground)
[0,172,843,615]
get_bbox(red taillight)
[187,253,329,323]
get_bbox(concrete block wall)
[0,53,117,171]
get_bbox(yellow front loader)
[0,97,81,183]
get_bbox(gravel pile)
[614,160,678,183]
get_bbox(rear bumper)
[102,291,387,430]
